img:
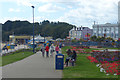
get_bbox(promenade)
[2,51,62,78]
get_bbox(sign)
[57,56,63,58]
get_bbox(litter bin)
[55,53,64,70]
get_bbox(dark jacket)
[72,51,77,59]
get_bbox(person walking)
[40,44,45,57]
[59,43,62,52]
[55,45,59,54]
[45,44,49,57]
[50,44,54,57]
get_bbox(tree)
[90,35,97,41]
[106,37,114,42]
[2,20,74,41]
[97,36,105,42]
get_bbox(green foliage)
[2,20,74,41]
[90,35,97,41]
[71,39,77,43]
[2,50,33,66]
[90,35,115,42]
[97,36,105,42]
[106,37,115,42]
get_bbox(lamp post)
[31,6,35,53]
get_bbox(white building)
[92,1,120,40]
[93,23,119,40]
[69,27,93,40]
[69,27,82,39]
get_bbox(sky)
[0,0,119,28]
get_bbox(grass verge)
[2,49,34,66]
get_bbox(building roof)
[69,27,92,32]
[93,23,118,27]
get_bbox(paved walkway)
[2,51,62,78]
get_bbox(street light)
[31,6,35,53]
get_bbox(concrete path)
[2,51,62,78]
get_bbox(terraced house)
[69,26,93,40]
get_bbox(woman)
[55,45,59,54]
[45,44,49,57]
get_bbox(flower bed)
[70,46,85,53]
[71,46,89,49]
[70,46,93,54]
[87,50,120,75]
[101,62,120,75]
[87,56,99,63]
[92,50,119,62]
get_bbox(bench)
[68,57,77,66]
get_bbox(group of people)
[40,44,61,58]
[64,49,77,67]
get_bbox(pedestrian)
[40,44,45,57]
[50,44,54,57]
[59,43,62,51]
[55,45,59,54]
[45,44,49,57]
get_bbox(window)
[111,27,114,33]
[93,27,97,32]
[106,28,110,33]
[115,27,118,34]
